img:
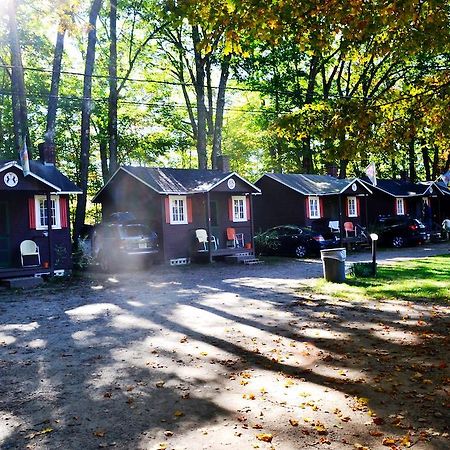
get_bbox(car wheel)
[392,236,405,248]
[294,244,307,258]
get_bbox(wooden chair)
[343,222,356,237]
[226,227,244,248]
[20,240,41,266]
[195,229,218,251]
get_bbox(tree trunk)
[431,146,439,180]
[99,137,109,183]
[421,140,431,180]
[339,159,348,179]
[108,0,118,176]
[7,0,30,156]
[74,0,103,242]
[192,25,207,169]
[45,26,66,149]
[301,56,319,173]
[408,137,417,182]
[211,55,230,169]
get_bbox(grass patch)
[306,255,450,302]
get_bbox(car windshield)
[120,225,150,238]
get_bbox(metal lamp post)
[370,233,378,276]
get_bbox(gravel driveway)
[0,243,449,450]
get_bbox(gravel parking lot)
[0,243,449,450]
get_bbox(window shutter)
[403,200,407,215]
[28,198,36,229]
[356,198,360,217]
[346,198,350,217]
[60,197,68,228]
[319,197,324,218]
[187,197,193,223]
[246,196,251,220]
[228,197,233,221]
[165,197,171,224]
[305,197,310,219]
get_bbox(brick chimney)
[325,164,338,178]
[217,155,230,173]
[38,142,56,166]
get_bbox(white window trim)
[169,195,187,225]
[308,196,321,219]
[232,195,247,222]
[347,196,358,218]
[35,195,61,230]
[396,198,405,216]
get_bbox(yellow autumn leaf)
[256,433,273,442]
[174,410,184,417]
[289,418,299,426]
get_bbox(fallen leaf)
[93,430,106,438]
[382,437,397,446]
[27,428,54,439]
[256,433,273,443]
[174,410,184,417]
[369,430,383,437]
[289,418,299,427]
[373,417,385,425]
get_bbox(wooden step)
[243,259,264,265]
[1,276,44,289]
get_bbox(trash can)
[320,248,346,283]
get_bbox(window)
[308,196,321,219]
[232,196,247,222]
[169,195,187,224]
[396,198,405,216]
[347,196,358,217]
[35,195,61,230]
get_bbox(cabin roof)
[362,178,429,197]
[257,173,370,195]
[93,166,260,201]
[0,160,81,193]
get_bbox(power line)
[0,89,285,115]
[0,63,292,95]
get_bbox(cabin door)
[0,201,11,268]
[209,201,221,245]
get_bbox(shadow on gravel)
[0,260,449,449]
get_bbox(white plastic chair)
[328,221,340,234]
[20,240,41,266]
[195,229,218,251]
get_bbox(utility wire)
[0,89,285,115]
[0,63,293,95]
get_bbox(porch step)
[1,276,44,289]
[243,258,264,265]
[225,253,263,265]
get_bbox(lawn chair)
[195,229,218,251]
[328,220,340,234]
[344,221,356,237]
[226,227,245,248]
[20,240,41,267]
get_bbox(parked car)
[93,212,159,271]
[255,225,337,258]
[374,216,427,248]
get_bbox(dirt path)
[0,244,449,450]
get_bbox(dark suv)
[93,212,159,271]
[374,216,427,248]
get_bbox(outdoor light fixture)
[370,233,379,276]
